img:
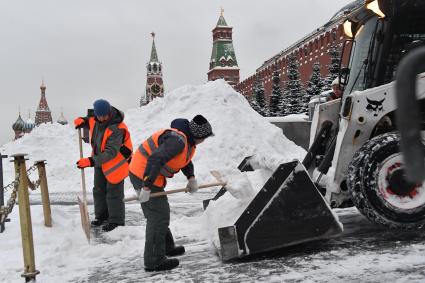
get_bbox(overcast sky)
[0,0,353,145]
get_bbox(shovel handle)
[78,128,88,206]
[124,181,226,202]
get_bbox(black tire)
[347,132,425,229]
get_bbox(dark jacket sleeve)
[181,161,194,179]
[143,131,186,188]
[92,126,124,167]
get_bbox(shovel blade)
[77,196,91,242]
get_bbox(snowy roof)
[328,0,363,22]
[210,41,238,68]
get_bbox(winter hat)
[93,99,111,116]
[189,115,214,139]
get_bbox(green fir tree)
[282,54,305,115]
[304,62,325,112]
[269,70,283,117]
[254,79,267,116]
[325,42,341,90]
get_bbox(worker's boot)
[145,258,179,272]
[102,222,124,232]
[166,246,185,257]
[91,218,106,227]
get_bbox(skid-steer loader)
[206,0,425,261]
[309,0,425,230]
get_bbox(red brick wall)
[208,69,240,86]
[236,23,352,101]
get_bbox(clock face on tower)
[150,84,161,95]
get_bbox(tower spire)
[143,32,164,106]
[149,32,159,63]
[217,8,228,26]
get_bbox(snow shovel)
[203,157,254,209]
[124,181,226,202]
[77,128,91,242]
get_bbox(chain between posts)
[0,164,42,226]
[2,164,40,192]
[26,164,43,191]
[0,170,20,227]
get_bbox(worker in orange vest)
[74,99,133,232]
[129,115,213,272]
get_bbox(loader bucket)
[212,160,343,261]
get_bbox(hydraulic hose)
[395,46,425,183]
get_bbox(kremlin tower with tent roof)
[207,8,240,87]
[142,32,164,106]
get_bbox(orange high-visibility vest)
[129,128,196,188]
[88,117,133,184]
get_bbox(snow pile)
[0,80,305,196]
[124,80,305,184]
[0,123,90,196]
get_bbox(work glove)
[74,117,86,129]
[187,178,199,194]
[76,157,94,169]
[139,187,151,203]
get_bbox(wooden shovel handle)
[124,181,226,202]
[78,128,88,207]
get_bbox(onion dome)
[57,112,68,125]
[24,117,36,132]
[12,114,26,131]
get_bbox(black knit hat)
[189,115,214,139]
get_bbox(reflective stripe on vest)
[88,117,133,184]
[129,128,196,188]
[139,137,182,177]
[103,158,129,176]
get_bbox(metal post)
[12,154,40,282]
[0,154,8,232]
[35,160,52,227]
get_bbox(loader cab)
[344,1,425,96]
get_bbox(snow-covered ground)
[2,80,425,282]
[3,201,425,283]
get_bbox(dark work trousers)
[129,173,176,268]
[93,167,125,225]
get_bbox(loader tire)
[347,132,425,230]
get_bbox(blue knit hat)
[93,99,111,116]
